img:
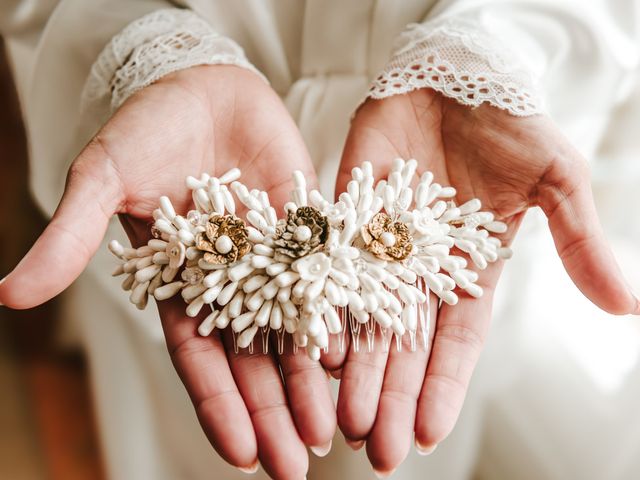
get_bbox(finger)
[538,156,639,315]
[277,337,336,455]
[336,116,419,448]
[414,210,523,450]
[0,140,124,309]
[337,328,390,443]
[320,308,350,375]
[158,299,258,471]
[414,261,503,450]
[366,294,437,475]
[223,330,309,480]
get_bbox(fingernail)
[325,369,332,380]
[633,294,640,315]
[310,439,332,457]
[415,440,438,456]
[373,468,395,478]
[238,459,259,474]
[345,438,364,450]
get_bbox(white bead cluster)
[109,159,512,359]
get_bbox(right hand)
[327,90,639,474]
[0,65,334,480]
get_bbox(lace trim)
[368,19,542,116]
[82,9,265,112]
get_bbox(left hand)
[326,89,639,475]
[0,65,333,480]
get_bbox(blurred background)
[0,38,105,480]
[1,7,640,479]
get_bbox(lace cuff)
[82,8,266,112]
[368,18,542,116]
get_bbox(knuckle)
[65,134,125,215]
[65,157,90,186]
[234,353,276,377]
[380,387,418,406]
[283,362,324,384]
[557,232,596,263]
[538,148,590,214]
[436,323,485,354]
[48,220,92,260]
[70,135,109,173]
[249,400,289,419]
[195,389,240,413]
[170,335,217,360]
[425,371,468,395]
[341,357,386,385]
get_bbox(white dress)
[3,1,640,479]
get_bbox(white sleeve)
[367,0,640,120]
[82,8,266,113]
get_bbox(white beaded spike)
[109,160,512,360]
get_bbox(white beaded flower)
[296,253,332,282]
[166,236,186,269]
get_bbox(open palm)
[0,65,334,480]
[331,89,639,474]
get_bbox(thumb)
[538,155,639,315]
[0,139,124,309]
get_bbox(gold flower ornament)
[195,214,251,264]
[361,212,413,261]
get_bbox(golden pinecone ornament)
[274,206,329,259]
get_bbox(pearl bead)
[293,225,312,242]
[215,235,233,254]
[380,231,396,247]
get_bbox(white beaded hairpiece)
[109,159,512,360]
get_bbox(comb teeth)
[349,314,362,353]
[276,327,286,355]
[379,327,390,352]
[229,279,433,357]
[395,330,403,352]
[418,277,430,351]
[232,329,238,354]
[261,326,270,354]
[365,317,376,353]
[338,306,348,352]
